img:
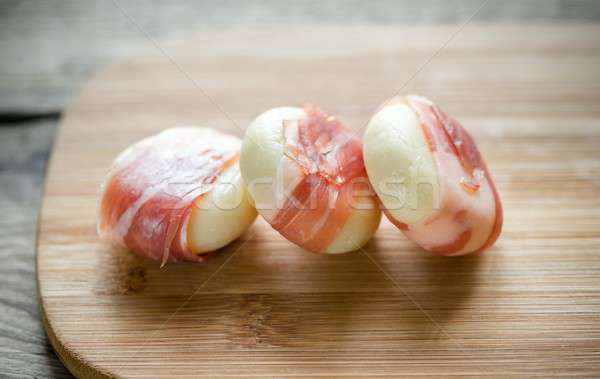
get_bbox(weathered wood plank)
[0,120,72,378]
[2,0,600,114]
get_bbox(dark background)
[1,1,599,377]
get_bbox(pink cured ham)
[271,108,368,253]
[364,96,503,256]
[98,127,252,264]
[240,107,381,254]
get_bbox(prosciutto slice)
[270,108,368,253]
[365,96,503,255]
[240,107,381,254]
[98,127,243,264]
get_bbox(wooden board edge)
[40,299,113,379]
[36,123,113,378]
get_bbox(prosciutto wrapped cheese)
[98,127,257,264]
[363,96,503,255]
[240,106,381,254]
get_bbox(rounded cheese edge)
[326,196,382,254]
[188,162,257,253]
[363,103,440,225]
[240,107,307,221]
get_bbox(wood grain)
[0,120,72,378]
[37,24,600,377]
[4,0,599,114]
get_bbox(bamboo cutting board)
[37,25,600,377]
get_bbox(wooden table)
[35,23,600,377]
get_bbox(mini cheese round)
[363,96,503,256]
[98,127,257,264]
[240,106,381,254]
